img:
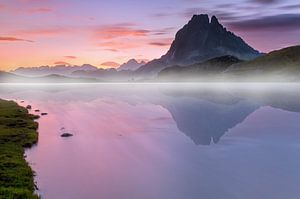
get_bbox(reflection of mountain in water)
[162,97,259,145]
[2,84,300,146]
[159,85,300,145]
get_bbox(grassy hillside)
[225,45,300,81]
[0,99,39,199]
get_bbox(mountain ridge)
[136,14,261,76]
[117,59,146,71]
[12,64,98,77]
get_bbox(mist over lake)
[1,83,300,199]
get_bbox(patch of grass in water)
[0,99,39,199]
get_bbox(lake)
[0,83,300,199]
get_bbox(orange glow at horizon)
[0,1,172,71]
[1,0,299,71]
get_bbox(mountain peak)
[163,14,259,64]
[210,15,220,26]
[127,59,139,64]
[137,14,261,75]
[188,14,209,28]
[117,59,145,71]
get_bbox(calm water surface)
[0,83,300,199]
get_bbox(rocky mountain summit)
[137,14,261,75]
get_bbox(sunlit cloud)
[54,61,71,65]
[1,0,299,71]
[98,41,141,50]
[100,61,120,68]
[64,56,77,59]
[0,36,34,42]
[104,49,119,52]
[93,24,150,40]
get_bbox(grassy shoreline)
[0,99,39,199]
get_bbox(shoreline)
[0,99,40,199]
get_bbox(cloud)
[54,61,71,65]
[151,12,176,19]
[152,27,175,35]
[27,7,53,13]
[98,41,140,50]
[228,14,300,31]
[148,38,173,47]
[215,3,236,8]
[94,24,150,40]
[279,4,300,10]
[0,36,34,42]
[104,49,119,52]
[181,8,241,21]
[148,42,171,46]
[64,56,77,59]
[249,0,279,4]
[100,61,120,68]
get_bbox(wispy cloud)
[152,27,175,35]
[64,56,77,59]
[54,61,70,65]
[93,24,150,40]
[148,42,171,46]
[27,7,53,13]
[249,0,279,4]
[98,41,140,50]
[100,61,120,68]
[0,36,34,42]
[279,4,300,10]
[148,38,173,47]
[104,48,119,52]
[228,14,300,31]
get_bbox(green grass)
[0,99,40,199]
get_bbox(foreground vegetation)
[0,99,39,199]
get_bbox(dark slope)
[158,55,242,81]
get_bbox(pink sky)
[0,0,299,71]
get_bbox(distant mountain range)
[117,59,146,71]
[2,14,299,82]
[0,71,96,83]
[71,68,134,81]
[12,64,97,77]
[11,59,144,78]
